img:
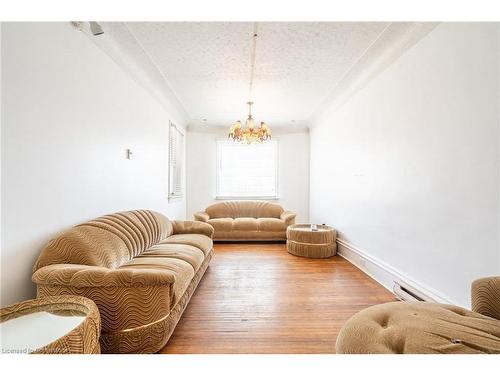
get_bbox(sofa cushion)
[207,218,233,232]
[33,210,173,271]
[119,257,194,308]
[213,230,286,241]
[233,217,258,231]
[206,201,284,219]
[139,243,205,272]
[336,301,500,354]
[33,225,131,270]
[84,210,173,260]
[160,234,213,256]
[257,218,287,232]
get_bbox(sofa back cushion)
[205,201,284,219]
[33,210,173,271]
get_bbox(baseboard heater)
[393,281,434,302]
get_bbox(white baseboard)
[336,238,455,305]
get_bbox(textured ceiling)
[122,22,390,128]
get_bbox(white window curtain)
[168,122,184,200]
[216,140,278,199]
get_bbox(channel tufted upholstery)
[471,276,500,321]
[194,201,296,241]
[336,276,500,354]
[32,210,214,354]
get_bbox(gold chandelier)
[228,23,271,144]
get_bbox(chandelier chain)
[248,22,258,101]
[227,22,271,144]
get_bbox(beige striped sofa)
[194,201,296,241]
[32,210,214,354]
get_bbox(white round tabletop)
[1,309,86,353]
[0,295,100,354]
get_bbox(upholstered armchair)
[336,276,500,354]
[471,276,500,321]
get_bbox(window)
[216,140,278,199]
[168,122,184,200]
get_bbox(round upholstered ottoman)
[286,224,336,258]
[336,301,500,354]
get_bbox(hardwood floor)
[160,243,397,354]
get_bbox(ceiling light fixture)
[228,23,271,144]
[89,22,104,36]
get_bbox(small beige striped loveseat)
[194,201,296,241]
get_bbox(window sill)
[215,196,280,201]
[168,195,184,202]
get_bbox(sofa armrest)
[280,211,297,226]
[194,211,210,222]
[471,276,500,320]
[32,264,176,288]
[172,220,214,238]
[32,264,175,333]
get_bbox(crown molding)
[72,22,439,130]
[309,22,439,127]
[72,21,189,124]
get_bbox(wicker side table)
[0,295,101,354]
[286,224,337,258]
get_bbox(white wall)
[186,128,309,223]
[310,23,500,307]
[498,24,500,278]
[1,23,187,306]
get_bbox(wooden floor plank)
[160,243,397,354]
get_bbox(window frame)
[215,139,280,200]
[168,121,185,201]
